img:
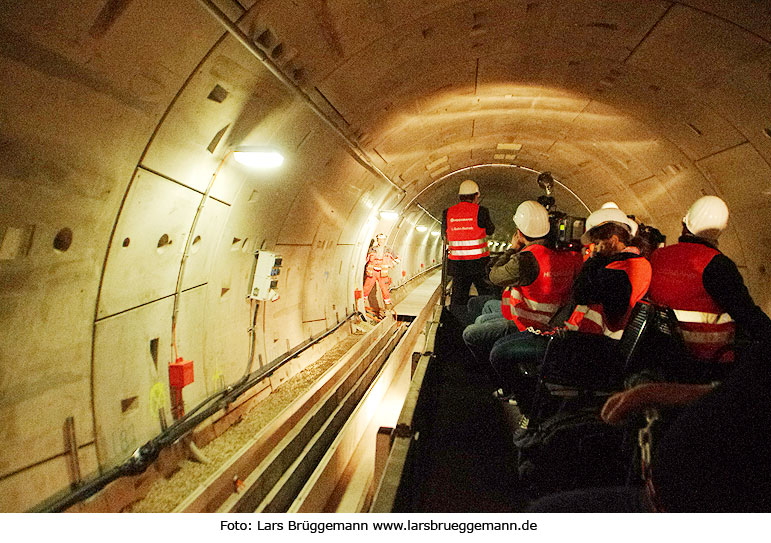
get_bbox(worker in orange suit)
[363,233,400,310]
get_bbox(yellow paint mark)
[213,370,225,392]
[149,382,168,414]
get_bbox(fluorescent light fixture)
[233,146,284,168]
[431,230,440,237]
[416,225,428,232]
[379,210,399,220]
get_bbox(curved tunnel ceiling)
[2,0,771,511]
[288,0,771,251]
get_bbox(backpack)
[516,408,628,494]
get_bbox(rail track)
[168,287,440,513]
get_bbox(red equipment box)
[169,358,194,388]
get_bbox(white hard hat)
[684,195,729,239]
[376,232,387,239]
[599,201,639,236]
[513,200,550,238]
[458,179,480,195]
[581,207,637,245]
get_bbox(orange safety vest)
[582,244,593,262]
[565,253,652,339]
[501,245,582,331]
[648,242,735,362]
[366,246,398,276]
[446,202,490,260]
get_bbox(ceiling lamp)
[233,146,285,168]
[430,230,440,237]
[379,210,399,220]
[416,225,428,232]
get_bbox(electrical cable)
[31,311,363,512]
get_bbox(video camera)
[548,211,586,251]
[535,172,586,251]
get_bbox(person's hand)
[511,233,524,251]
[601,383,714,424]
[601,388,645,425]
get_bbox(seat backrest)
[621,301,691,379]
[616,300,655,372]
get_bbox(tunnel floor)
[411,305,530,513]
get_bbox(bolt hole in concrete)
[241,238,250,252]
[122,237,130,247]
[121,396,139,413]
[764,127,771,139]
[150,338,159,367]
[191,235,202,254]
[157,233,172,253]
[53,227,73,252]
[206,84,229,103]
[255,28,276,49]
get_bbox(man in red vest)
[647,195,771,381]
[442,179,496,307]
[490,206,651,415]
[463,201,581,366]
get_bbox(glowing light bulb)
[379,210,399,220]
[233,146,284,168]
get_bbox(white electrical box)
[249,251,282,301]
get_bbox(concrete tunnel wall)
[0,0,770,511]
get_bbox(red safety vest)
[648,242,735,362]
[446,202,490,260]
[565,253,652,339]
[366,246,398,276]
[501,245,582,331]
[582,244,593,262]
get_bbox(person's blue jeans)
[489,331,551,413]
[462,301,515,365]
[466,295,498,322]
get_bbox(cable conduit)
[31,311,364,513]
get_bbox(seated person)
[648,195,771,381]
[628,223,665,260]
[462,201,580,367]
[563,207,651,341]
[490,206,650,415]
